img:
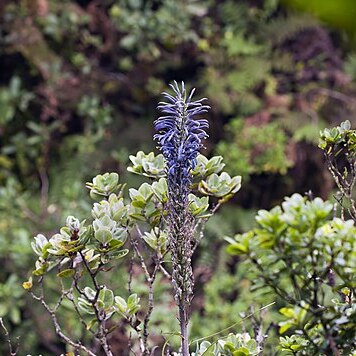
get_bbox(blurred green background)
[1,0,356,354]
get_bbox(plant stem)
[179,303,189,356]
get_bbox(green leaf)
[98,287,114,309]
[127,293,140,314]
[114,296,127,313]
[78,300,95,315]
[279,322,293,334]
[86,318,98,330]
[94,229,113,244]
[32,265,48,276]
[279,307,295,318]
[109,249,129,259]
[226,243,248,254]
[56,269,75,278]
[233,347,250,356]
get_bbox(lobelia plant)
[154,82,210,355]
[23,82,242,355]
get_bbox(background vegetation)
[0,0,355,354]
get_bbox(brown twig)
[130,228,162,355]
[0,318,20,355]
[30,282,96,356]
[78,251,113,356]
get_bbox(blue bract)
[154,81,209,180]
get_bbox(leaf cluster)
[227,194,356,354]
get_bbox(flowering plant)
[23,82,242,355]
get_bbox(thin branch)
[29,288,96,356]
[128,254,134,294]
[78,252,113,356]
[130,229,162,355]
[142,261,160,355]
[0,318,20,356]
[66,280,95,336]
[190,302,276,346]
[192,201,221,253]
[131,229,151,281]
[160,264,171,280]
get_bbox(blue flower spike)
[154,82,210,353]
[154,81,210,182]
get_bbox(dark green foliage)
[217,118,291,179]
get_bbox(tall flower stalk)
[154,82,209,355]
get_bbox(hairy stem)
[179,302,189,356]
[168,186,194,355]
